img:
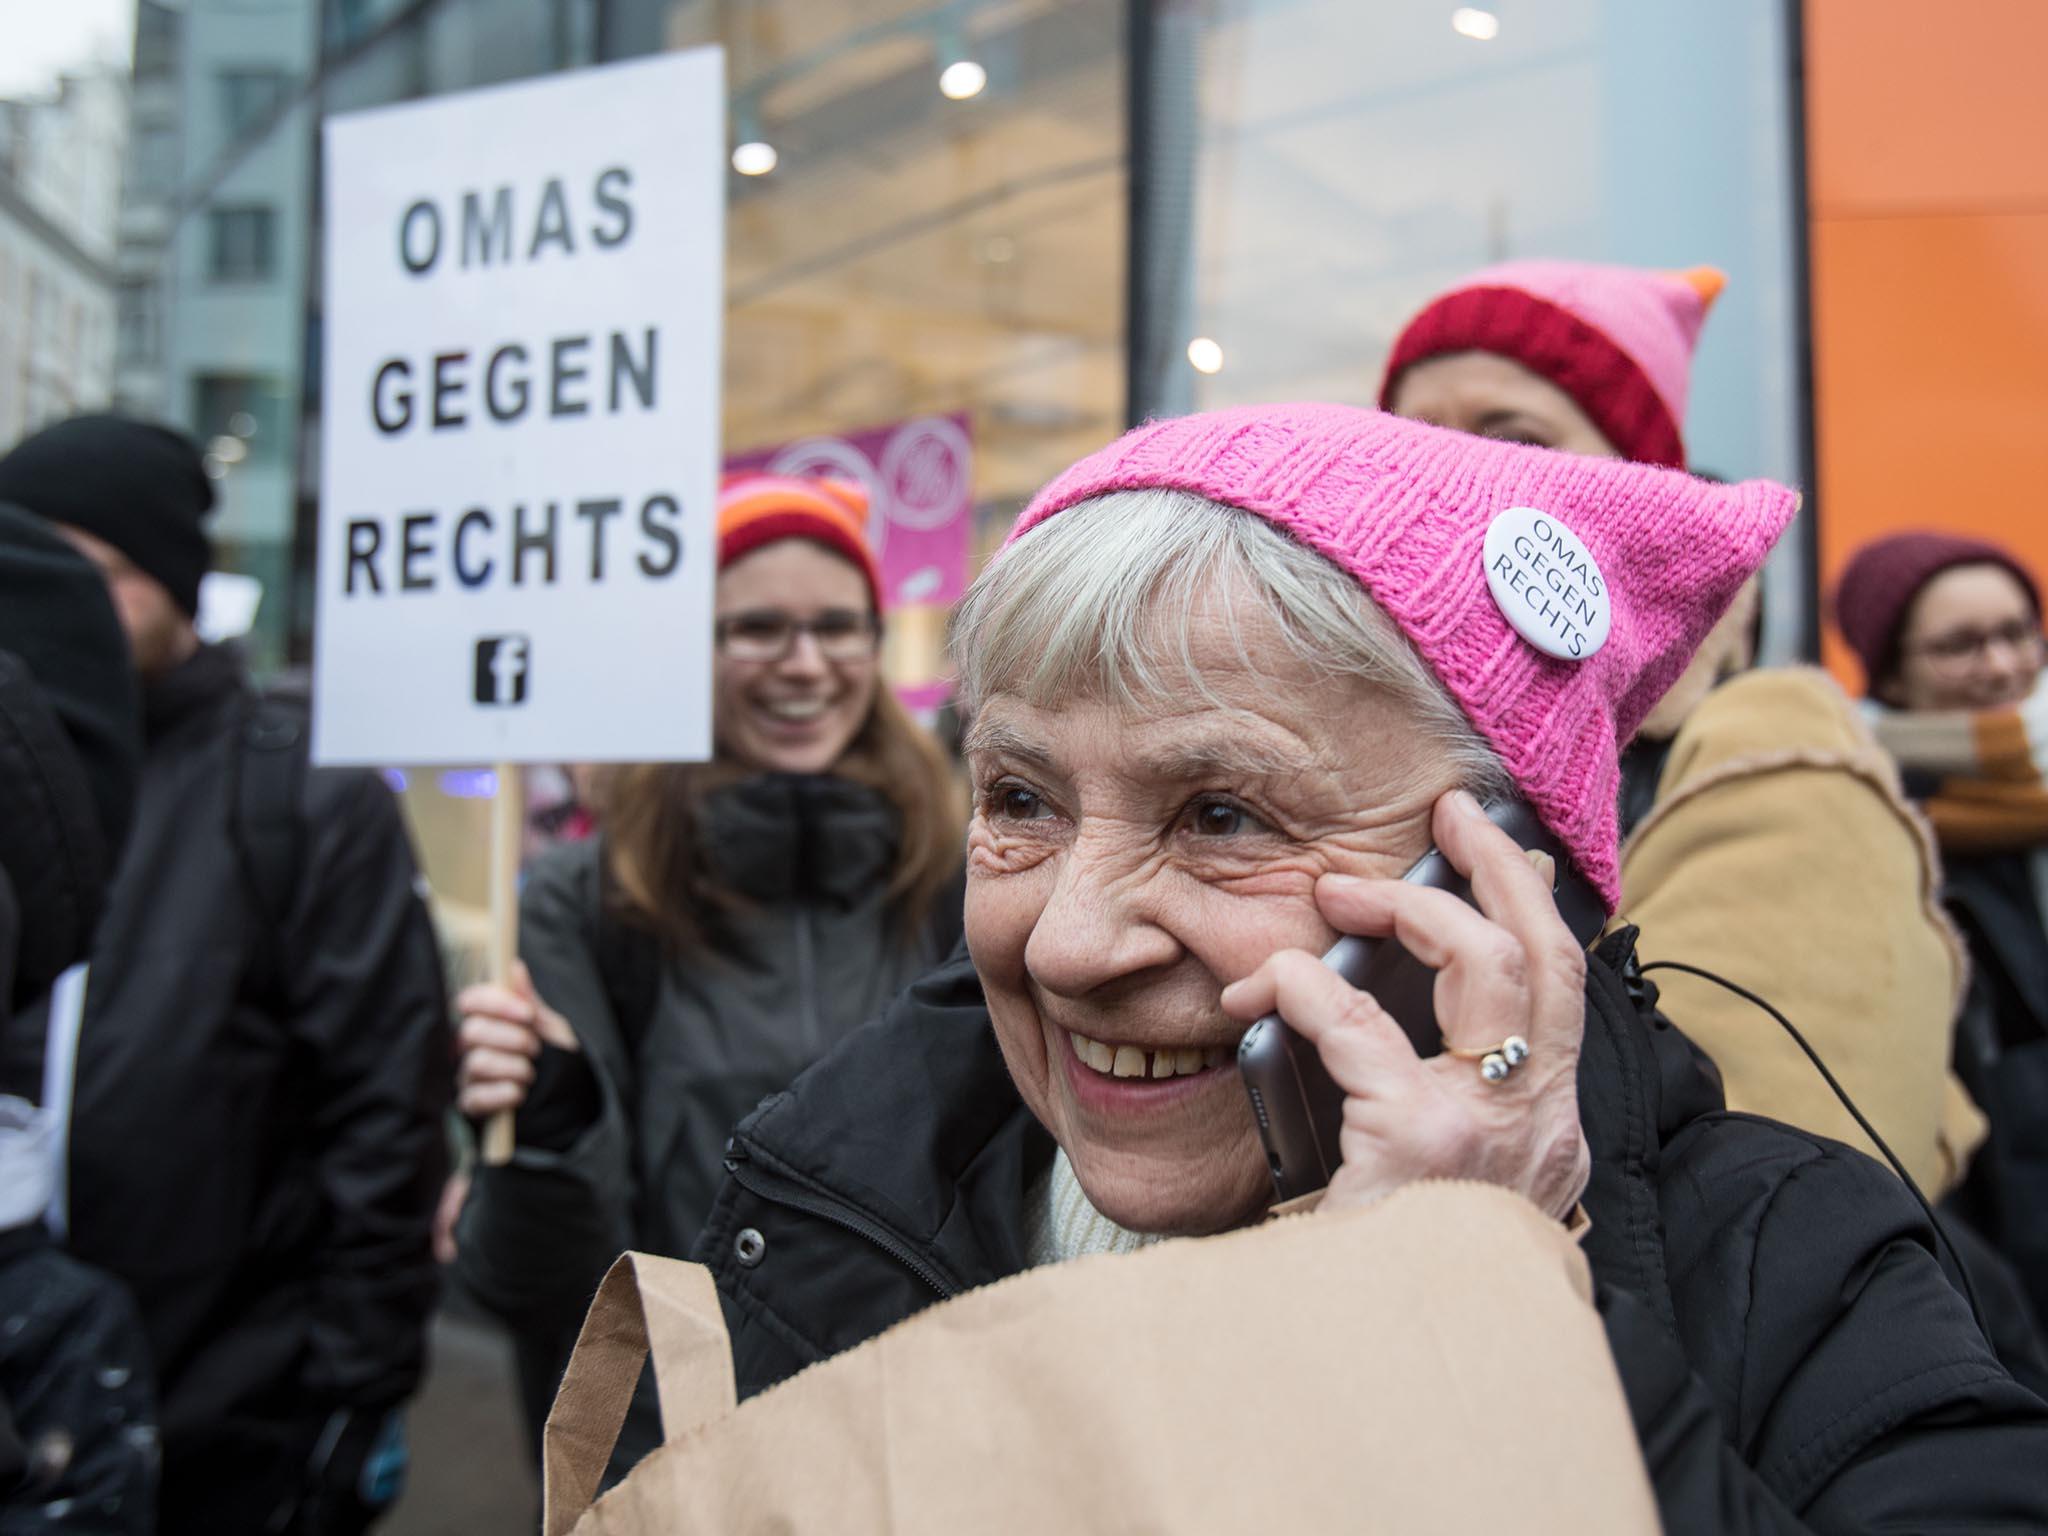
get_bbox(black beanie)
[0,504,141,1015]
[0,413,216,617]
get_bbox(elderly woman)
[694,406,2048,1532]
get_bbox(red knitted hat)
[1831,531,2041,689]
[717,472,883,613]
[1379,261,1725,470]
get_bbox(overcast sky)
[0,0,135,99]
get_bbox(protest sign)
[315,48,725,766]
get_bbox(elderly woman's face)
[964,600,1460,1235]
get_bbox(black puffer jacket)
[695,933,2048,1533]
[25,643,449,1535]
[456,775,964,1442]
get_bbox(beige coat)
[1619,667,1986,1197]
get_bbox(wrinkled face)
[54,523,197,679]
[963,600,1457,1235]
[1887,563,2044,712]
[713,540,881,774]
[1388,351,1620,459]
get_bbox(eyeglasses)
[714,608,880,663]
[1905,618,2048,672]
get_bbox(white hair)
[951,488,1512,796]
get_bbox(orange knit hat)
[717,472,883,612]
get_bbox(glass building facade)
[115,0,1810,674]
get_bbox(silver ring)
[1451,1034,1530,1086]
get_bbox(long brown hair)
[603,684,964,955]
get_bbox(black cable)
[1640,958,1989,1339]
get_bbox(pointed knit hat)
[1010,404,1798,910]
[1379,260,1725,469]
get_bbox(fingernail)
[1320,871,1365,888]
[1450,788,1484,817]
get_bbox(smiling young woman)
[449,471,963,1458]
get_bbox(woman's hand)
[1219,790,1591,1221]
[454,960,580,1121]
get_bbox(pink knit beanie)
[1379,260,1725,469]
[1011,404,1798,910]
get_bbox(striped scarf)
[1863,677,2048,853]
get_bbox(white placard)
[314,50,724,765]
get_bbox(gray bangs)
[950,488,1511,796]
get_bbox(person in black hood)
[689,407,2048,1533]
[0,415,451,1536]
[0,504,156,1532]
[452,472,965,1459]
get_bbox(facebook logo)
[473,635,531,706]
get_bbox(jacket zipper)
[725,1141,958,1299]
[793,910,819,1042]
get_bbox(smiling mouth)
[1068,1031,1233,1080]
[758,697,833,722]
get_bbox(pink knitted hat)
[1379,260,1725,469]
[1010,404,1798,909]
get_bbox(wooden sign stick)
[480,761,524,1166]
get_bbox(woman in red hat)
[1381,260,1988,1212]
[449,472,964,1460]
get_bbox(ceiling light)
[731,140,778,176]
[1451,7,1500,41]
[732,100,777,176]
[940,59,987,100]
[1187,337,1224,375]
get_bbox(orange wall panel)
[1806,0,2048,214]
[1805,0,2048,686]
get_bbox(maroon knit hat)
[1832,531,2042,689]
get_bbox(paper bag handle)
[541,1251,738,1535]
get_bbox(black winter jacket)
[1940,849,2048,1325]
[36,645,449,1532]
[695,933,2048,1534]
[457,775,963,1441]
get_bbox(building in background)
[0,65,126,445]
[113,0,321,674]
[94,0,2048,689]
[112,0,183,420]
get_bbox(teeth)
[1068,1032,1221,1080]
[764,698,827,720]
[1069,1032,1115,1073]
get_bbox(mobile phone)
[1236,797,1607,1203]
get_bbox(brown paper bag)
[545,1180,1660,1534]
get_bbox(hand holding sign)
[455,961,579,1120]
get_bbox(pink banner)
[727,414,974,608]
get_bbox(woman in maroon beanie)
[1836,530,2048,1325]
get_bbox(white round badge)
[1480,507,1612,662]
